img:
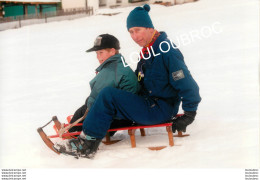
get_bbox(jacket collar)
[152,31,168,50]
[140,32,168,60]
[96,54,121,72]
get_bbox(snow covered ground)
[0,0,259,177]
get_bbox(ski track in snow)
[0,0,259,169]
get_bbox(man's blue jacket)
[135,32,201,115]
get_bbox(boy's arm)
[86,75,115,108]
[118,74,140,94]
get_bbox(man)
[68,34,139,133]
[54,4,201,159]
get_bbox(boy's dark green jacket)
[87,54,140,108]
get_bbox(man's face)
[129,27,154,47]
[96,49,115,64]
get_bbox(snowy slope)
[0,0,259,171]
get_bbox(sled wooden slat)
[148,146,167,151]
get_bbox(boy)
[68,34,139,133]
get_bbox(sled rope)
[58,108,89,137]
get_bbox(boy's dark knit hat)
[126,4,154,30]
[86,34,120,52]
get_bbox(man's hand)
[172,111,196,133]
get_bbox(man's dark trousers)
[82,87,176,139]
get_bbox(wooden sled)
[38,114,190,154]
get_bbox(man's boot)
[53,132,101,159]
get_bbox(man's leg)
[82,87,174,139]
[53,87,174,158]
[69,104,134,133]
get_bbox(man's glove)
[172,111,196,133]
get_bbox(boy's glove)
[172,111,196,133]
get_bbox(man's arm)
[164,45,201,132]
[165,49,201,112]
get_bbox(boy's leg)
[108,119,135,136]
[68,104,87,132]
[82,87,174,139]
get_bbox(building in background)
[61,0,98,12]
[0,0,61,19]
[0,0,198,19]
[0,0,197,21]
[61,0,198,13]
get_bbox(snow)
[0,0,259,176]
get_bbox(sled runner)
[37,116,61,154]
[37,114,190,154]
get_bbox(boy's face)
[96,49,115,64]
[129,27,155,47]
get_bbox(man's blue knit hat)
[127,4,154,30]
